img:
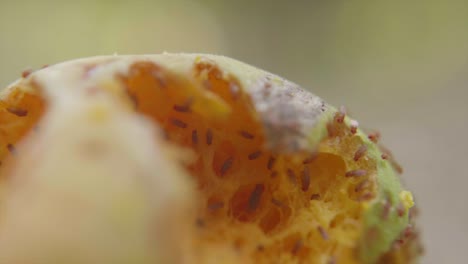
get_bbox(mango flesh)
[0,54,421,263]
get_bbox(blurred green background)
[1,0,467,262]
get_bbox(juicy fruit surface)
[0,54,421,263]
[122,62,366,264]
[0,85,45,162]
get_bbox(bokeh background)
[1,0,467,263]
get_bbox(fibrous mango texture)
[0,54,422,264]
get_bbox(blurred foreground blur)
[1,1,467,263]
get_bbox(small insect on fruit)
[354,145,368,161]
